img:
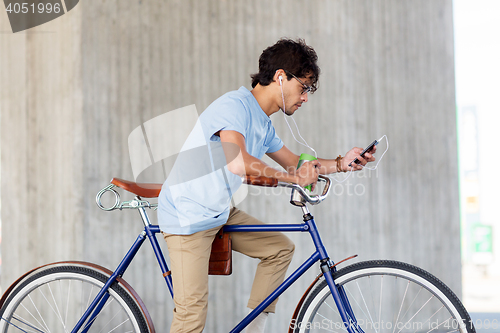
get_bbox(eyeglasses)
[285,70,316,95]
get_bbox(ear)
[274,69,286,85]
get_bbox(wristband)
[335,155,344,173]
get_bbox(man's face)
[281,74,313,116]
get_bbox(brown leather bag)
[208,229,232,275]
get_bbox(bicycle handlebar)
[96,175,331,211]
[282,175,331,205]
[242,175,331,205]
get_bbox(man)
[158,38,375,333]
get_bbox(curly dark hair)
[251,38,320,92]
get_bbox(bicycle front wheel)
[0,262,153,333]
[292,260,475,333]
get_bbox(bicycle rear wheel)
[292,260,475,333]
[0,263,153,333]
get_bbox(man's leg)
[163,226,220,333]
[226,207,295,313]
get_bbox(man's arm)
[267,144,376,175]
[266,146,341,175]
[219,130,319,188]
[265,145,301,175]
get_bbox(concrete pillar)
[1,1,458,331]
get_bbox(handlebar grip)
[243,175,278,187]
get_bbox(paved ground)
[463,263,500,332]
[469,313,500,333]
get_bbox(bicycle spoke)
[47,284,64,329]
[344,285,371,326]
[356,280,378,333]
[81,297,115,332]
[368,276,378,328]
[424,316,456,333]
[29,294,52,333]
[86,285,95,311]
[319,297,341,326]
[21,301,49,333]
[392,279,410,333]
[38,284,66,332]
[378,276,383,330]
[414,305,445,333]
[105,318,131,333]
[1,317,33,333]
[313,309,344,333]
[8,314,47,333]
[95,300,124,333]
[311,313,341,333]
[64,279,70,328]
[322,299,337,313]
[77,282,100,330]
[396,295,434,333]
[397,287,422,326]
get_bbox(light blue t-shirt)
[158,86,284,234]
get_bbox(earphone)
[278,75,283,86]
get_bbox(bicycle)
[0,175,475,333]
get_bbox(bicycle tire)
[291,260,475,333]
[0,262,153,333]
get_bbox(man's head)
[251,38,320,91]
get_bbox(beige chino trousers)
[163,207,295,333]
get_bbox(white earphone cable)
[278,74,388,184]
[280,80,318,158]
[357,135,389,171]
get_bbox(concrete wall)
[1,0,458,331]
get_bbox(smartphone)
[349,140,379,167]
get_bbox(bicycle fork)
[304,209,365,333]
[322,269,365,333]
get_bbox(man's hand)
[342,146,377,171]
[296,160,321,190]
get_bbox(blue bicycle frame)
[71,203,364,333]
